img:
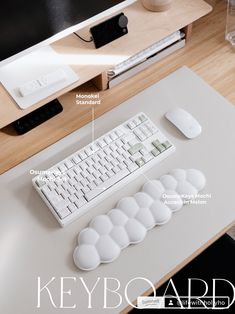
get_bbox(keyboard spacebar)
[84,169,130,202]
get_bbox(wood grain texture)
[3,0,232,175]
[206,0,224,7]
[0,0,211,128]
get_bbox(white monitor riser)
[0,46,79,110]
[0,0,137,110]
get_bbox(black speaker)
[90,13,128,49]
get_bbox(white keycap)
[68,178,77,187]
[87,174,95,183]
[107,170,115,178]
[105,164,113,171]
[82,186,90,194]
[67,169,75,178]
[98,139,106,148]
[127,121,136,129]
[72,155,81,164]
[130,152,142,161]
[128,139,139,147]
[93,163,101,171]
[99,160,106,167]
[115,139,123,147]
[90,143,99,153]
[55,199,70,212]
[133,118,141,126]
[69,195,77,203]
[128,163,139,173]
[109,143,116,151]
[134,128,145,141]
[68,204,77,213]
[36,178,46,188]
[111,151,119,159]
[142,154,154,163]
[124,159,132,166]
[75,182,83,190]
[88,182,97,190]
[78,163,87,172]
[91,155,100,163]
[79,151,87,160]
[117,155,125,163]
[81,170,89,179]
[98,151,106,159]
[105,155,112,163]
[111,159,119,167]
[115,129,123,137]
[75,190,84,198]
[94,178,102,186]
[100,174,109,182]
[104,147,112,155]
[86,158,93,167]
[140,126,151,138]
[123,134,135,143]
[75,197,87,208]
[42,189,62,207]
[140,148,149,156]
[58,208,71,219]
[117,147,125,155]
[104,136,112,144]
[85,148,93,156]
[146,122,157,134]
[65,160,74,169]
[84,169,130,201]
[93,171,100,179]
[110,132,118,141]
[58,164,67,173]
[113,166,121,174]
[99,167,107,175]
[81,178,89,187]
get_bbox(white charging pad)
[0,46,79,109]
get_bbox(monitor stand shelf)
[0,0,211,174]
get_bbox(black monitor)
[0,0,136,65]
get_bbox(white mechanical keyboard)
[32,113,175,227]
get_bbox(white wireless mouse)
[165,108,202,139]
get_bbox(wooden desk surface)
[0,0,232,175]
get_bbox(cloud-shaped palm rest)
[73,169,206,271]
